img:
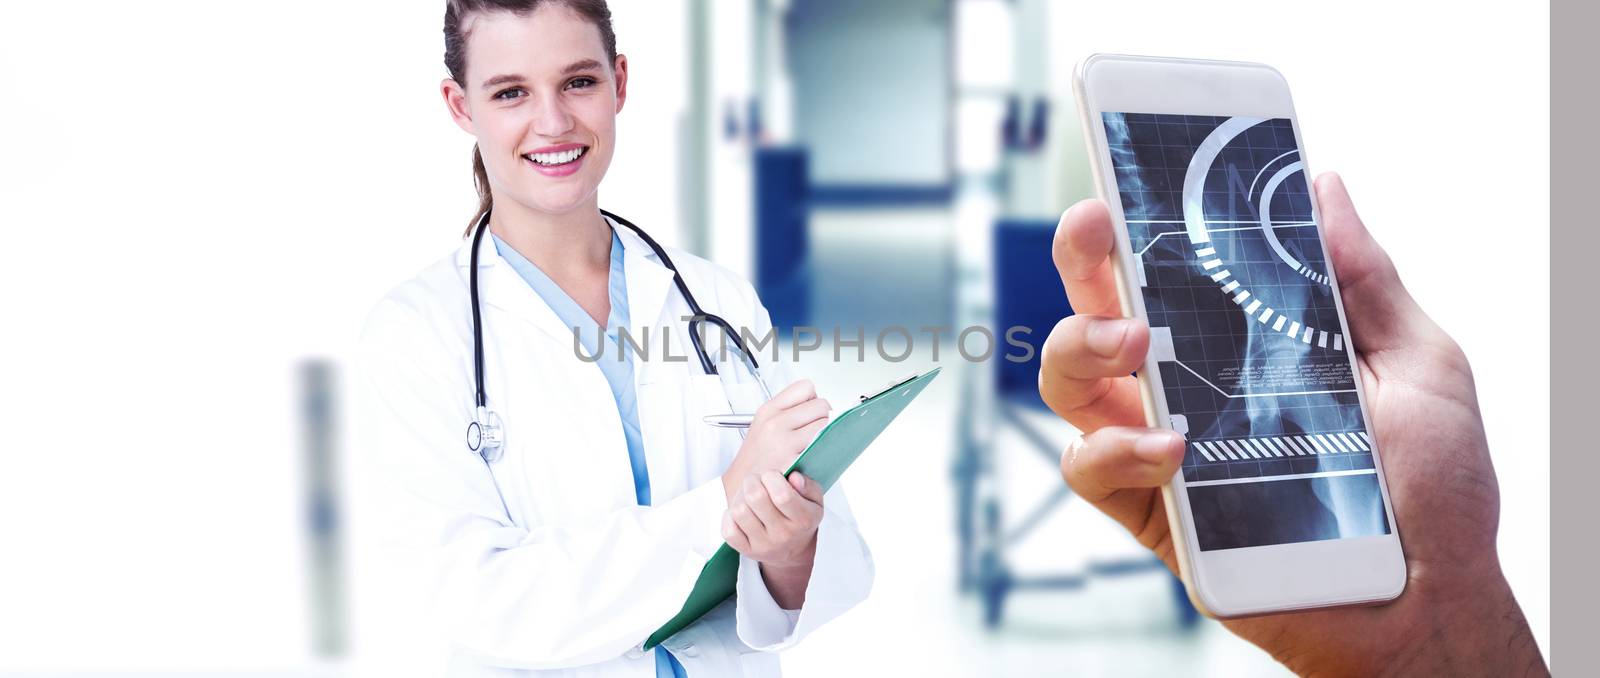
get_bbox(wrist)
[757,536,817,611]
[763,533,819,571]
[1375,566,1546,677]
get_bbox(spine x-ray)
[1103,112,1390,551]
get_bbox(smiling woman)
[442,0,624,237]
[353,2,876,677]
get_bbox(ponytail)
[465,144,493,237]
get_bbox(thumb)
[789,472,824,502]
[1316,172,1444,354]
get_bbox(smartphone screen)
[1101,112,1390,551]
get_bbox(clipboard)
[643,367,942,649]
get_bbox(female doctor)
[355,1,873,675]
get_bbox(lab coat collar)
[452,212,678,349]
[607,213,678,373]
[455,228,572,344]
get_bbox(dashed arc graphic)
[1181,116,1344,352]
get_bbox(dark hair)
[444,0,617,235]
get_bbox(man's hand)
[1040,173,1547,676]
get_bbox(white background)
[0,0,1548,672]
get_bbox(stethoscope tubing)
[466,207,771,463]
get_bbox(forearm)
[1247,565,1547,677]
[757,537,817,610]
[733,493,873,651]
[1377,574,1547,678]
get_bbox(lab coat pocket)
[689,374,766,471]
[706,375,770,417]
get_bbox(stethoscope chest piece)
[467,405,505,463]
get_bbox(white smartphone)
[1073,54,1406,617]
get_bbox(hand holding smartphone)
[1045,52,1545,676]
[1071,54,1405,616]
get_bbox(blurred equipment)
[299,359,347,658]
[952,219,1198,629]
[1002,96,1052,153]
[753,147,812,327]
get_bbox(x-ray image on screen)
[1102,112,1390,551]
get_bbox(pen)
[702,413,757,429]
[700,372,923,429]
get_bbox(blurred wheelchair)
[951,218,1199,629]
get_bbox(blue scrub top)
[492,230,688,678]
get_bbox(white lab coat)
[349,217,873,677]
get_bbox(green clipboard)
[643,367,942,649]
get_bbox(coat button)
[679,643,700,658]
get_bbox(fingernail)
[1135,432,1179,461]
[1086,319,1129,358]
[1063,436,1087,468]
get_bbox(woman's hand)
[723,471,825,567]
[1039,174,1546,676]
[721,379,830,504]
[718,379,830,609]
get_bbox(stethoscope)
[464,208,773,463]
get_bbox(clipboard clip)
[860,371,923,402]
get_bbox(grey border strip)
[1552,0,1596,670]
